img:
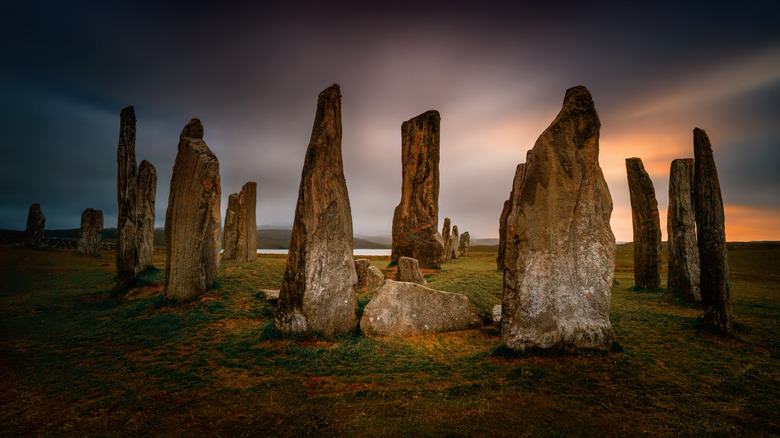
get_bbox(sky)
[1,0,779,242]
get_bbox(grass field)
[1,243,778,436]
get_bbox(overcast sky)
[1,0,779,242]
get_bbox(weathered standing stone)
[668,158,700,301]
[360,280,482,336]
[396,256,427,284]
[274,84,358,338]
[459,232,470,257]
[442,217,452,261]
[222,193,239,260]
[137,160,157,271]
[76,208,103,256]
[117,106,138,288]
[235,182,257,262]
[498,160,529,270]
[164,119,221,302]
[502,86,616,351]
[693,128,733,333]
[24,203,45,248]
[626,157,662,290]
[391,110,446,268]
[449,225,460,259]
[355,259,385,291]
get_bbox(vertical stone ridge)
[117,105,138,288]
[222,193,240,260]
[76,208,103,256]
[442,218,451,261]
[235,182,258,262]
[137,160,157,271]
[625,157,662,290]
[667,158,700,301]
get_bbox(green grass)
[0,245,778,437]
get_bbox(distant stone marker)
[117,106,139,288]
[391,110,446,268]
[667,158,700,301]
[626,157,662,290]
[137,160,157,271]
[235,182,257,262]
[502,86,616,351]
[164,118,221,302]
[396,256,427,284]
[498,159,529,271]
[449,225,460,259]
[222,193,240,260]
[360,280,482,336]
[355,259,385,291]
[76,208,103,256]
[442,217,452,261]
[693,128,733,333]
[24,203,45,248]
[273,84,359,338]
[459,232,470,257]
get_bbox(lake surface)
[257,249,391,256]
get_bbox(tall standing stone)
[24,203,45,248]
[273,84,358,338]
[235,182,257,262]
[502,86,615,351]
[137,160,157,271]
[76,208,103,256]
[164,119,221,302]
[693,128,732,333]
[442,218,452,261]
[222,193,239,260]
[498,159,529,270]
[391,110,446,268]
[626,157,662,290]
[668,158,700,301]
[459,232,470,257]
[117,106,138,288]
[449,225,460,259]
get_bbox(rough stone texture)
[137,160,157,271]
[76,208,103,256]
[626,157,662,290]
[222,193,239,260]
[502,86,616,352]
[693,128,733,333]
[235,182,258,262]
[360,280,482,336]
[164,119,222,302]
[274,84,359,338]
[498,161,529,270]
[449,225,460,259]
[459,232,470,257]
[117,105,138,288]
[391,110,446,268]
[668,158,700,301]
[442,217,452,261]
[395,256,427,284]
[492,304,502,325]
[355,259,385,291]
[24,203,46,248]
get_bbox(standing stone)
[391,110,446,268]
[693,128,733,333]
[498,160,529,270]
[76,208,103,256]
[502,86,615,351]
[449,225,460,259]
[396,256,427,284]
[164,119,221,302]
[235,182,258,262]
[626,157,662,290]
[459,232,470,257]
[274,84,358,338]
[497,200,510,270]
[442,217,452,261]
[222,193,239,260]
[24,203,45,248]
[117,105,138,288]
[355,259,385,291]
[668,158,700,301]
[137,160,157,271]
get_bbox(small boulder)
[355,259,385,291]
[76,208,103,256]
[458,232,470,257]
[492,304,502,325]
[395,256,427,284]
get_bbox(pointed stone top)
[694,128,711,149]
[563,85,595,110]
[406,110,440,124]
[320,84,341,99]
[120,105,135,118]
[626,157,645,167]
[181,118,204,140]
[139,159,155,170]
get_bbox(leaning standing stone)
[137,160,157,271]
[24,203,46,248]
[459,232,470,257]
[273,84,359,338]
[164,119,221,302]
[693,128,733,333]
[396,256,427,284]
[235,182,258,262]
[626,157,662,290]
[76,208,103,256]
[667,158,700,301]
[116,105,138,288]
[391,110,446,268]
[502,86,616,351]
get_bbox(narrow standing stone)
[222,193,239,260]
[498,159,529,271]
[117,106,138,288]
[391,110,446,268]
[626,157,662,290]
[693,128,732,333]
[274,84,358,338]
[164,119,221,302]
[235,182,257,262]
[137,160,157,271]
[442,217,452,261]
[449,225,460,259]
[667,158,700,301]
[76,208,103,256]
[24,203,45,248]
[459,232,470,257]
